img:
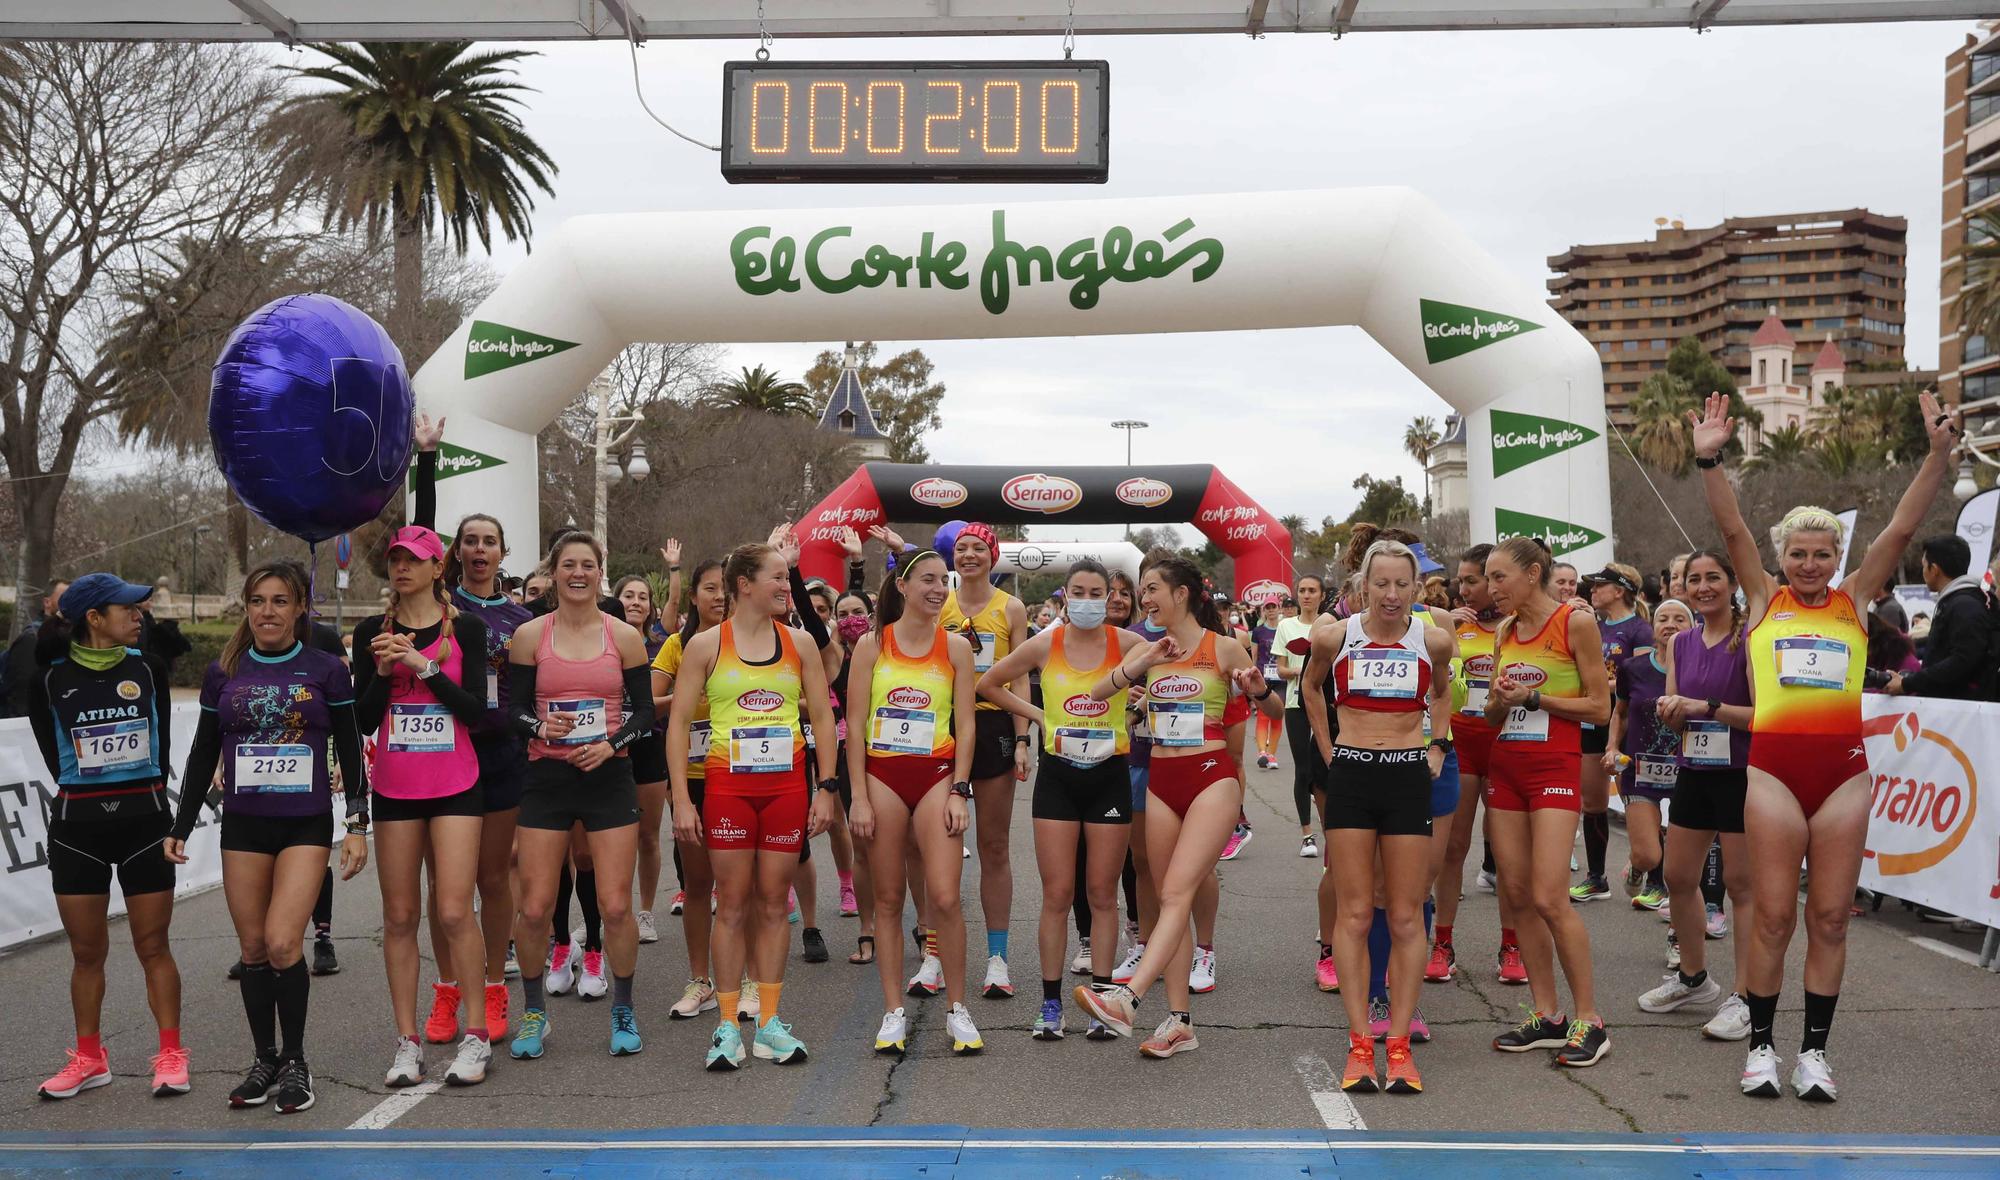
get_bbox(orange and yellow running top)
[652,631,712,778]
[865,624,957,759]
[1748,587,1865,737]
[943,587,1014,711]
[703,619,804,786]
[1144,631,1228,750]
[1042,625,1129,766]
[1453,617,1499,733]
[1494,603,1583,753]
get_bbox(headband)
[958,522,998,555]
[897,550,942,582]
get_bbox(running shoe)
[1189,946,1217,994]
[1340,1032,1378,1093]
[609,1005,642,1056]
[669,890,686,916]
[1383,1035,1422,1094]
[1639,972,1722,1014]
[706,1022,747,1071]
[485,982,511,1040]
[1085,1018,1118,1041]
[272,1057,315,1114]
[670,978,718,1019]
[546,938,577,996]
[1704,994,1751,1042]
[1493,1010,1569,1052]
[963,845,971,859]
[1495,944,1528,985]
[1073,983,1136,1038]
[1367,996,1392,1040]
[1475,868,1497,894]
[1631,887,1668,912]
[753,1018,809,1064]
[38,1049,110,1099]
[577,949,608,1000]
[1071,937,1093,975]
[1554,1018,1609,1068]
[228,1055,280,1107]
[737,981,761,1021]
[1112,943,1145,985]
[1791,1049,1837,1102]
[1255,753,1270,769]
[1665,931,1682,971]
[637,910,659,944]
[1140,1013,1198,1059]
[385,1035,425,1087]
[947,1002,985,1055]
[151,1046,190,1097]
[444,1034,490,1085]
[1410,1008,1431,1044]
[839,880,860,917]
[311,934,340,976]
[1705,903,1729,940]
[1033,999,1066,1041]
[787,887,801,925]
[983,955,1014,998]
[1219,824,1250,861]
[1424,941,1456,983]
[907,955,943,997]
[1316,952,1340,993]
[1568,876,1611,903]
[1740,1044,1782,1097]
[228,958,245,981]
[504,941,520,977]
[510,1009,550,1059]
[424,982,462,1044]
[875,1007,910,1053]
[1660,904,1675,924]
[802,927,830,964]
[1623,864,1646,896]
[1299,833,1319,859]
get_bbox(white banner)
[0,706,218,950]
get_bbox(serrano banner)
[794,463,1292,596]
[0,708,219,951]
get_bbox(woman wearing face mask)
[1604,599,1693,918]
[1689,389,1956,1102]
[1067,569,1140,982]
[978,559,1140,1042]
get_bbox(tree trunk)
[224,490,250,610]
[392,213,424,352]
[8,475,63,639]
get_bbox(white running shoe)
[545,937,579,996]
[1070,938,1093,975]
[669,978,717,1020]
[1299,834,1319,859]
[874,1008,909,1054]
[1475,869,1497,894]
[982,955,1014,999]
[1740,1044,1782,1097]
[1637,971,1722,1013]
[1790,1048,1837,1102]
[385,1036,425,1088]
[1112,942,1145,985]
[906,955,943,997]
[946,1002,984,1054]
[575,949,608,1000]
[443,1034,490,1086]
[1189,946,1217,994]
[1704,993,1751,1042]
[737,980,760,1022]
[1665,934,1682,971]
[637,910,659,944]
[1705,903,1729,939]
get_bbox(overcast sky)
[450,18,1980,540]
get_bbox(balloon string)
[308,540,320,624]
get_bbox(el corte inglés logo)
[464,320,580,379]
[1494,508,1606,558]
[1489,409,1599,477]
[410,442,507,488]
[1419,299,1543,364]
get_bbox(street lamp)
[1111,419,1149,468]
[590,376,647,556]
[1955,451,1979,503]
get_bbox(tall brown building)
[1547,211,1908,425]
[1942,24,2000,433]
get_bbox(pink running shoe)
[151,1047,191,1096]
[39,1049,110,1099]
[839,881,860,917]
[1316,953,1340,993]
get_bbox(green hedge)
[173,623,236,688]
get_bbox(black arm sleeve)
[171,711,223,842]
[426,616,488,723]
[151,655,174,781]
[413,448,437,531]
[847,560,868,598]
[607,664,657,753]
[350,616,388,734]
[509,661,541,740]
[789,565,830,651]
[26,668,57,778]
[330,700,369,820]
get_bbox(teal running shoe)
[705,1022,746,1072]
[609,1005,642,1056]
[510,1008,550,1060]
[752,1018,809,1064]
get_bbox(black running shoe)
[1493,1011,1570,1052]
[228,1055,280,1107]
[801,927,829,964]
[311,935,340,977]
[273,1057,315,1113]
[227,958,245,981]
[1554,1018,1609,1068]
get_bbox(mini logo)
[1064,694,1110,718]
[1103,807,1123,818]
[1001,472,1084,515]
[909,477,968,509]
[1150,674,1203,700]
[769,827,802,848]
[737,689,785,712]
[116,680,141,701]
[1240,579,1288,606]
[463,320,579,379]
[1489,409,1600,477]
[1503,663,1548,689]
[886,687,932,709]
[1115,477,1173,509]
[1419,298,1543,364]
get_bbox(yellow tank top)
[1454,617,1498,727]
[1749,587,1865,737]
[865,623,956,758]
[943,587,1014,711]
[1145,631,1228,749]
[651,630,712,777]
[1042,625,1129,765]
[1495,603,1583,752]
[702,620,803,782]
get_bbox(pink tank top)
[371,627,478,799]
[530,612,626,761]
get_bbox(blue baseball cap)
[60,573,154,620]
[1409,542,1446,577]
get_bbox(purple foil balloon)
[209,294,413,543]
[933,520,967,556]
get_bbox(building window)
[1812,317,1844,329]
[1651,297,1669,306]
[1967,371,2000,400]
[839,410,855,430]
[1622,340,1639,351]
[1757,358,1767,383]
[1651,339,1667,350]
[1623,277,1640,287]
[1967,334,1991,363]
[1861,316,1901,335]
[1739,252,1780,265]
[1623,298,1640,307]
[1970,173,2000,205]
[1975,53,2000,85]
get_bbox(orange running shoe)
[1384,1035,1422,1094]
[424,982,462,1044]
[1340,1032,1378,1093]
[484,981,511,1040]
[1496,944,1528,986]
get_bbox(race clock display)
[721,61,1109,184]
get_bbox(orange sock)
[716,990,740,1030]
[757,981,782,1027]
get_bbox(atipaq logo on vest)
[463,320,580,379]
[1002,473,1083,515]
[1489,409,1600,477]
[1419,299,1543,364]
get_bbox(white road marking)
[1907,935,1987,968]
[346,1080,443,1131]
[1292,1053,1368,1130]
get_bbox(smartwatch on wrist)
[1429,737,1454,754]
[1706,697,1721,716]
[816,778,841,795]
[1694,453,1723,470]
[1528,689,1543,711]
[950,781,974,800]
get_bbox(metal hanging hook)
[1063,0,1077,60]
[756,0,772,60]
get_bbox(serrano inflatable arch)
[410,188,1613,574]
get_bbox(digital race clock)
[721,61,1109,184]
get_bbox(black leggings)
[1284,707,1331,828]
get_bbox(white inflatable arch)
[411,189,1612,571]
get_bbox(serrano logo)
[1115,477,1173,509]
[1063,694,1110,718]
[1862,711,1979,875]
[886,687,932,709]
[1149,674,1203,700]
[1001,473,1083,515]
[1502,663,1547,689]
[1464,654,1496,679]
[710,820,748,842]
[909,477,968,509]
[1240,579,1288,606]
[737,689,785,713]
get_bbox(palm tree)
[282,42,557,341]
[1950,209,2000,348]
[1403,416,1440,510]
[703,365,816,417]
[1744,423,1810,472]
[1625,373,1699,476]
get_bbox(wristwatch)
[1694,453,1723,470]
[417,658,441,680]
[1705,697,1721,716]
[344,812,370,836]
[950,781,974,800]
[816,777,842,795]
[1429,737,1454,754]
[1012,735,1031,747]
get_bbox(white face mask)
[1066,598,1108,629]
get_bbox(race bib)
[547,698,607,746]
[869,707,937,756]
[689,720,713,763]
[235,743,313,793]
[1349,649,1420,699]
[1054,726,1115,766]
[1460,682,1490,716]
[485,668,500,710]
[1261,660,1280,681]
[388,703,455,753]
[1148,701,1205,747]
[1635,755,1678,788]
[1775,637,1849,690]
[1499,707,1550,742]
[1681,720,1731,767]
[71,718,150,778]
[970,631,997,673]
[728,725,794,773]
